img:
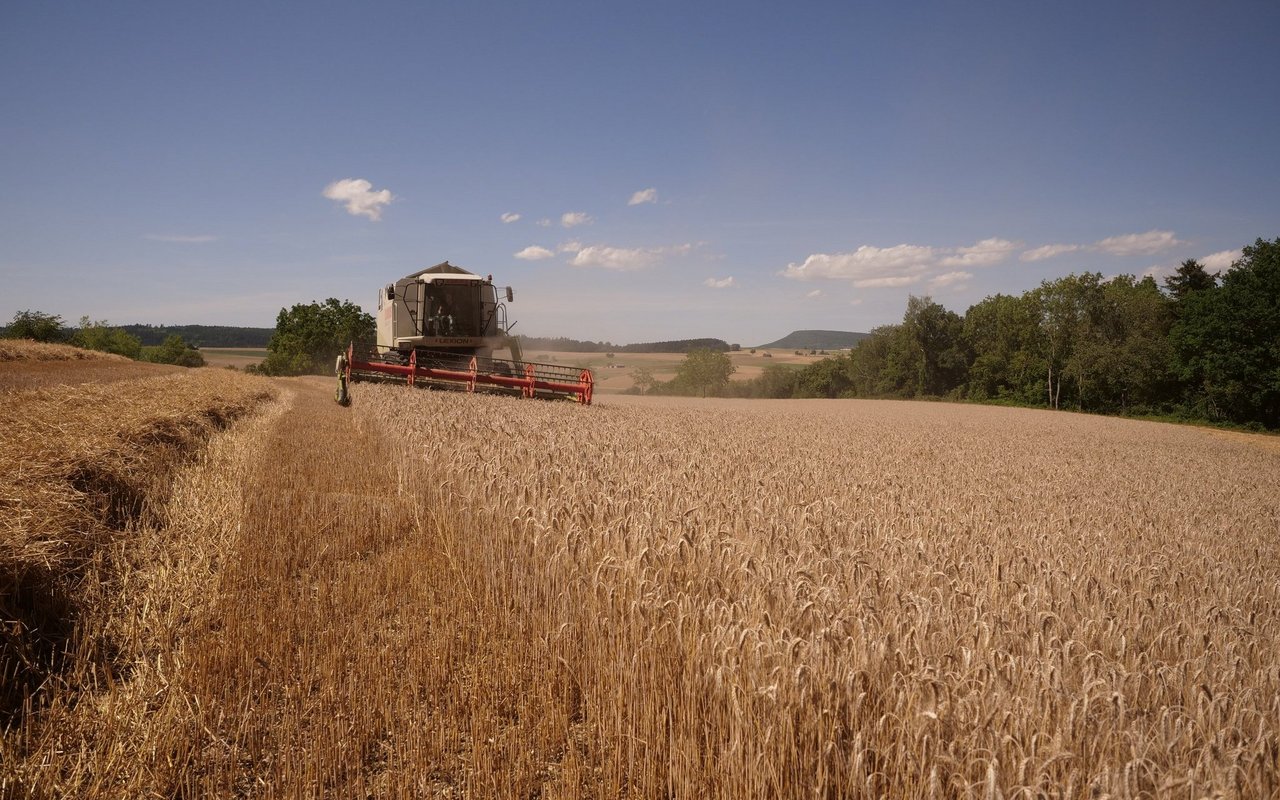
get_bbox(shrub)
[6,310,66,342]
[72,317,142,359]
[141,335,205,367]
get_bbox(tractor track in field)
[174,377,582,796]
[182,376,427,792]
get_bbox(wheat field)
[349,390,1280,797]
[3,372,1278,797]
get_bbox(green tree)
[875,296,967,397]
[962,293,1044,403]
[6,310,66,342]
[73,317,142,359]
[1105,276,1173,410]
[1064,276,1173,412]
[674,348,736,397]
[756,363,801,398]
[845,326,896,396]
[1032,273,1108,410]
[1164,258,1219,302]
[795,356,852,398]
[630,366,656,395]
[1170,238,1280,427]
[142,334,206,367]
[260,298,374,376]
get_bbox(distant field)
[199,347,268,368]
[534,348,821,392]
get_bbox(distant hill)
[119,324,275,348]
[619,338,730,353]
[516,335,612,353]
[758,330,869,350]
[517,335,731,353]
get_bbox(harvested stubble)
[0,369,275,733]
[346,389,1276,797]
[0,340,130,363]
[0,340,182,392]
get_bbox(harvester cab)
[337,261,593,405]
[377,262,512,358]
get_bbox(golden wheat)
[351,389,1280,797]
[3,375,1277,798]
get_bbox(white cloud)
[930,270,973,288]
[939,238,1020,267]
[568,242,692,271]
[557,239,584,253]
[500,212,521,224]
[1201,249,1240,272]
[570,245,657,271]
[807,289,822,298]
[561,211,593,228]
[850,298,864,306]
[781,244,938,283]
[536,218,552,227]
[1020,243,1081,262]
[854,275,921,288]
[322,178,393,221]
[782,236,1028,289]
[514,245,554,261]
[144,233,216,243]
[1141,264,1170,280]
[1094,229,1181,256]
[628,187,658,206]
[703,276,736,289]
[1018,231,1184,262]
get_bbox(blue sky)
[3,1,1278,345]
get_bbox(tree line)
[4,312,205,367]
[652,237,1280,430]
[118,323,274,348]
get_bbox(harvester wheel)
[336,374,351,406]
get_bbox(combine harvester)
[337,262,593,405]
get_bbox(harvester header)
[336,262,592,405]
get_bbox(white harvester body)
[376,261,516,360]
